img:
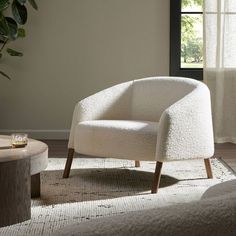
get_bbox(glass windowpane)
[181,0,203,12]
[181,14,203,68]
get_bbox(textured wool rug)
[0,157,235,236]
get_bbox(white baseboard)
[0,129,70,140]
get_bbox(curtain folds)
[204,0,236,143]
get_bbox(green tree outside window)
[181,0,203,69]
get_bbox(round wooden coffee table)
[0,135,48,227]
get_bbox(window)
[170,0,203,80]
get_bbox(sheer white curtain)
[204,0,236,143]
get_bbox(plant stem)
[0,39,8,53]
[0,39,11,80]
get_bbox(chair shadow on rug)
[40,168,179,205]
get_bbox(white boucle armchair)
[63,77,214,193]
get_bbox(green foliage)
[0,0,10,12]
[6,47,23,56]
[28,0,38,10]
[17,27,26,37]
[182,0,203,8]
[181,0,203,66]
[0,0,38,79]
[6,17,18,39]
[12,0,28,25]
[188,38,203,63]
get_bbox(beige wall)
[0,0,170,139]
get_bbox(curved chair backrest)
[131,77,199,121]
[68,76,206,149]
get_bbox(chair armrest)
[68,81,133,148]
[156,84,214,162]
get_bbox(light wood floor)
[42,140,236,172]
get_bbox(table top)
[0,135,48,163]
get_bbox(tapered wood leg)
[151,161,163,194]
[63,148,75,178]
[135,160,140,167]
[31,173,41,198]
[204,158,213,179]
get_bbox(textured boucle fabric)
[53,189,236,236]
[75,120,158,161]
[156,85,214,161]
[202,179,236,199]
[68,77,214,162]
[68,81,133,148]
[131,77,196,121]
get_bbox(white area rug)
[0,157,235,236]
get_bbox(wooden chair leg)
[135,160,140,167]
[63,148,75,178]
[204,158,213,179]
[151,161,163,194]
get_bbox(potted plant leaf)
[0,0,38,79]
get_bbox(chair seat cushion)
[74,120,158,161]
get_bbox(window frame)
[170,0,203,81]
